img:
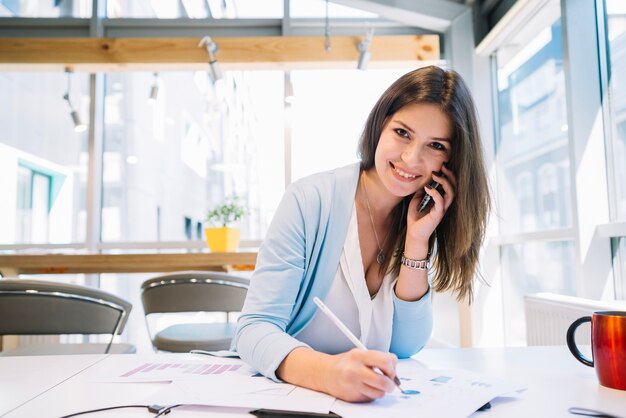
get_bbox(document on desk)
[93,358,255,383]
[332,361,524,418]
[170,376,335,413]
[93,356,336,414]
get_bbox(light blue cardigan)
[232,163,433,380]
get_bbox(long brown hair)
[358,65,490,303]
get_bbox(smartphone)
[417,181,442,212]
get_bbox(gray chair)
[141,271,249,353]
[0,279,135,356]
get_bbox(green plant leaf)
[205,195,246,227]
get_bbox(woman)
[232,65,490,402]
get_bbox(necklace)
[361,174,386,264]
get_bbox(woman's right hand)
[321,348,398,402]
[277,347,398,402]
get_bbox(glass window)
[493,0,576,345]
[289,0,377,18]
[606,0,626,220]
[606,0,626,301]
[101,70,284,242]
[495,4,571,235]
[15,169,52,243]
[613,237,626,300]
[0,71,89,245]
[107,0,283,18]
[501,240,576,345]
[290,69,407,181]
[0,0,91,17]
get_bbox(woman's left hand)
[406,164,457,248]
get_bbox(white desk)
[0,354,107,417]
[1,347,625,418]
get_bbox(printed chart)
[121,362,242,378]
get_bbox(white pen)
[313,296,415,395]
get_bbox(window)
[501,240,575,345]
[495,14,571,235]
[106,0,283,18]
[289,0,377,18]
[0,0,91,17]
[605,0,626,298]
[0,72,89,245]
[605,0,626,220]
[494,0,576,344]
[15,166,52,244]
[101,71,284,242]
[289,69,406,182]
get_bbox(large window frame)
[0,0,440,253]
[477,0,625,311]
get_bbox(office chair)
[140,271,249,353]
[0,279,135,356]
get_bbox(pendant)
[376,251,385,264]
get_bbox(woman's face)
[374,102,453,198]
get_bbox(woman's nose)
[401,143,423,165]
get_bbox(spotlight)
[357,28,374,71]
[63,68,86,133]
[198,36,223,83]
[148,72,159,102]
[284,74,294,104]
[70,110,86,132]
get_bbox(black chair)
[0,279,135,356]
[141,271,249,353]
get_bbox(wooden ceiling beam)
[0,35,439,71]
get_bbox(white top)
[296,204,396,354]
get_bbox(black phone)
[249,409,342,418]
[417,181,442,212]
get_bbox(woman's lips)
[389,162,419,183]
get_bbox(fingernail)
[425,184,432,189]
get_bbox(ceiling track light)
[357,27,374,71]
[148,72,160,102]
[63,68,86,132]
[198,36,223,83]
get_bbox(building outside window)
[0,0,91,17]
[605,0,626,298]
[0,71,89,246]
[494,0,576,345]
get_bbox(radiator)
[524,293,626,346]
[18,335,61,347]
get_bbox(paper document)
[173,376,335,413]
[93,358,255,383]
[95,356,336,414]
[332,361,524,418]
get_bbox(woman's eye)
[394,128,410,139]
[431,142,447,151]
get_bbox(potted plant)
[204,195,246,252]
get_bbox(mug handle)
[566,316,593,367]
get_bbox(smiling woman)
[232,65,491,403]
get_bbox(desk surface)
[0,252,257,277]
[1,346,625,418]
[0,354,108,417]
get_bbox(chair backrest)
[0,279,132,338]
[141,271,249,315]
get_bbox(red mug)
[567,311,626,390]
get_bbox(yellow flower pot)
[204,227,240,252]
